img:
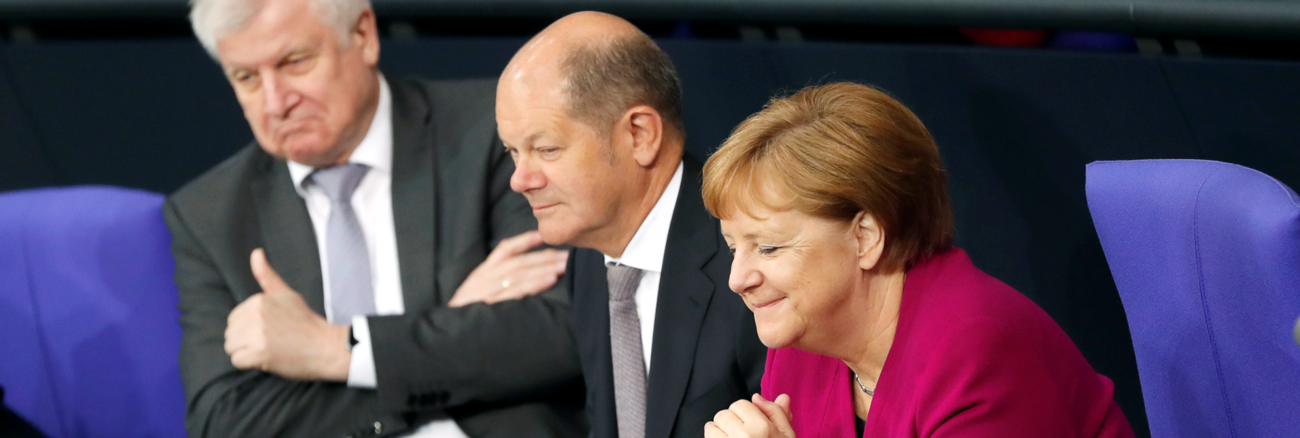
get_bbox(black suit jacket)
[164,77,584,438]
[569,156,766,438]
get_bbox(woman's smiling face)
[721,206,866,350]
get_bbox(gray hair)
[189,0,372,59]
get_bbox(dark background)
[4,3,1300,437]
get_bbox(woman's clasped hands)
[704,394,795,438]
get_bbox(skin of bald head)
[498,12,684,258]
[215,0,381,167]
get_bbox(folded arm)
[167,200,404,438]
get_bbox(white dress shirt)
[286,76,467,438]
[602,162,684,371]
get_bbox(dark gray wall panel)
[380,37,524,81]
[1161,57,1300,191]
[2,40,248,193]
[0,47,58,191]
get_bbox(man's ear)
[622,105,664,168]
[355,9,380,66]
[854,211,886,271]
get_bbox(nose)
[728,253,763,294]
[261,71,301,119]
[509,156,547,194]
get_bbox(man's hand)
[705,394,795,438]
[448,231,569,307]
[224,248,351,381]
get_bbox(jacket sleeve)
[366,132,583,412]
[165,199,414,438]
[920,318,1134,438]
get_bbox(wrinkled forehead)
[498,74,573,127]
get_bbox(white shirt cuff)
[347,316,378,388]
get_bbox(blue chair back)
[1086,160,1300,437]
[0,187,185,438]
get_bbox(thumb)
[774,393,792,415]
[753,393,795,437]
[250,248,290,294]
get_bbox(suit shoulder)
[168,143,268,210]
[394,76,496,119]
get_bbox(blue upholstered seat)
[1087,160,1300,437]
[0,186,184,438]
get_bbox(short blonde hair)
[702,82,953,272]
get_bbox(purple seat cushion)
[0,186,184,438]
[1087,160,1300,437]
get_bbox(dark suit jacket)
[569,156,766,438]
[164,77,584,438]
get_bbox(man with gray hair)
[165,0,584,436]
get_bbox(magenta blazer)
[761,248,1135,438]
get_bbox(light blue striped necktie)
[310,163,376,324]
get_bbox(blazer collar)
[247,76,438,316]
[250,151,326,315]
[645,155,724,438]
[387,77,439,311]
[603,162,684,273]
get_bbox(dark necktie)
[310,163,376,324]
[607,262,646,438]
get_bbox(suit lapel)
[250,154,326,315]
[573,249,618,436]
[645,157,720,438]
[388,78,439,311]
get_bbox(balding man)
[165,0,583,436]
[498,12,766,438]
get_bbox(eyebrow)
[741,230,781,241]
[224,44,315,73]
[505,131,548,150]
[279,46,313,59]
[524,131,547,145]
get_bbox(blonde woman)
[701,82,1135,438]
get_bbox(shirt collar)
[603,161,685,273]
[287,74,393,190]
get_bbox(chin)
[536,221,579,246]
[756,323,799,349]
[282,136,337,165]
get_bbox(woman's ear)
[854,212,885,271]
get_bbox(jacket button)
[374,422,383,435]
